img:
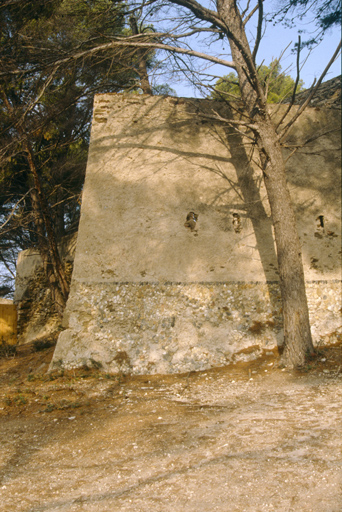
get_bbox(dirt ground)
[0,341,341,512]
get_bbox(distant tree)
[152,84,177,96]
[210,61,305,103]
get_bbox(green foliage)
[152,84,177,96]
[0,0,141,293]
[271,0,341,45]
[210,72,240,100]
[210,61,304,103]
[287,0,340,30]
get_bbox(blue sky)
[249,18,340,86]
[160,1,341,97]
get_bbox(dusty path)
[0,344,341,512]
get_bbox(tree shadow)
[192,101,281,323]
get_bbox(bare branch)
[0,253,16,278]
[241,0,252,19]
[243,3,260,26]
[0,189,33,233]
[252,0,263,63]
[163,0,223,27]
[281,127,341,162]
[208,86,241,101]
[163,0,256,70]
[198,110,258,135]
[278,39,342,141]
[49,37,236,71]
[275,36,302,130]
[19,65,59,125]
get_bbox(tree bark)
[1,89,69,315]
[24,140,70,315]
[216,0,314,366]
[129,16,153,95]
[256,122,314,365]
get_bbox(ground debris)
[0,341,341,511]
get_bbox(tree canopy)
[0,0,153,301]
[271,0,341,45]
[210,61,305,103]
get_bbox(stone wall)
[50,95,341,374]
[291,75,341,109]
[52,280,341,374]
[14,234,77,344]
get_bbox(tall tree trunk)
[256,122,314,365]
[1,90,69,315]
[129,16,153,95]
[29,187,65,314]
[217,0,314,366]
[24,140,70,315]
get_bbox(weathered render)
[50,94,341,374]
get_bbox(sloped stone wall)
[291,75,341,109]
[52,280,341,374]
[14,234,77,344]
[50,95,341,374]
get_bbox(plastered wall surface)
[51,95,341,374]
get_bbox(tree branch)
[0,253,16,279]
[0,189,34,233]
[278,39,341,141]
[198,110,258,135]
[50,37,236,71]
[281,127,341,162]
[243,3,260,25]
[252,0,263,63]
[275,36,302,130]
[241,0,252,20]
[164,0,223,27]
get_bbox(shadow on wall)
[78,96,340,286]
[281,107,341,276]
[195,103,280,315]
[50,95,341,372]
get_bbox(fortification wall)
[50,95,341,374]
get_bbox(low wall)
[0,302,17,345]
[14,234,77,344]
[51,280,341,374]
